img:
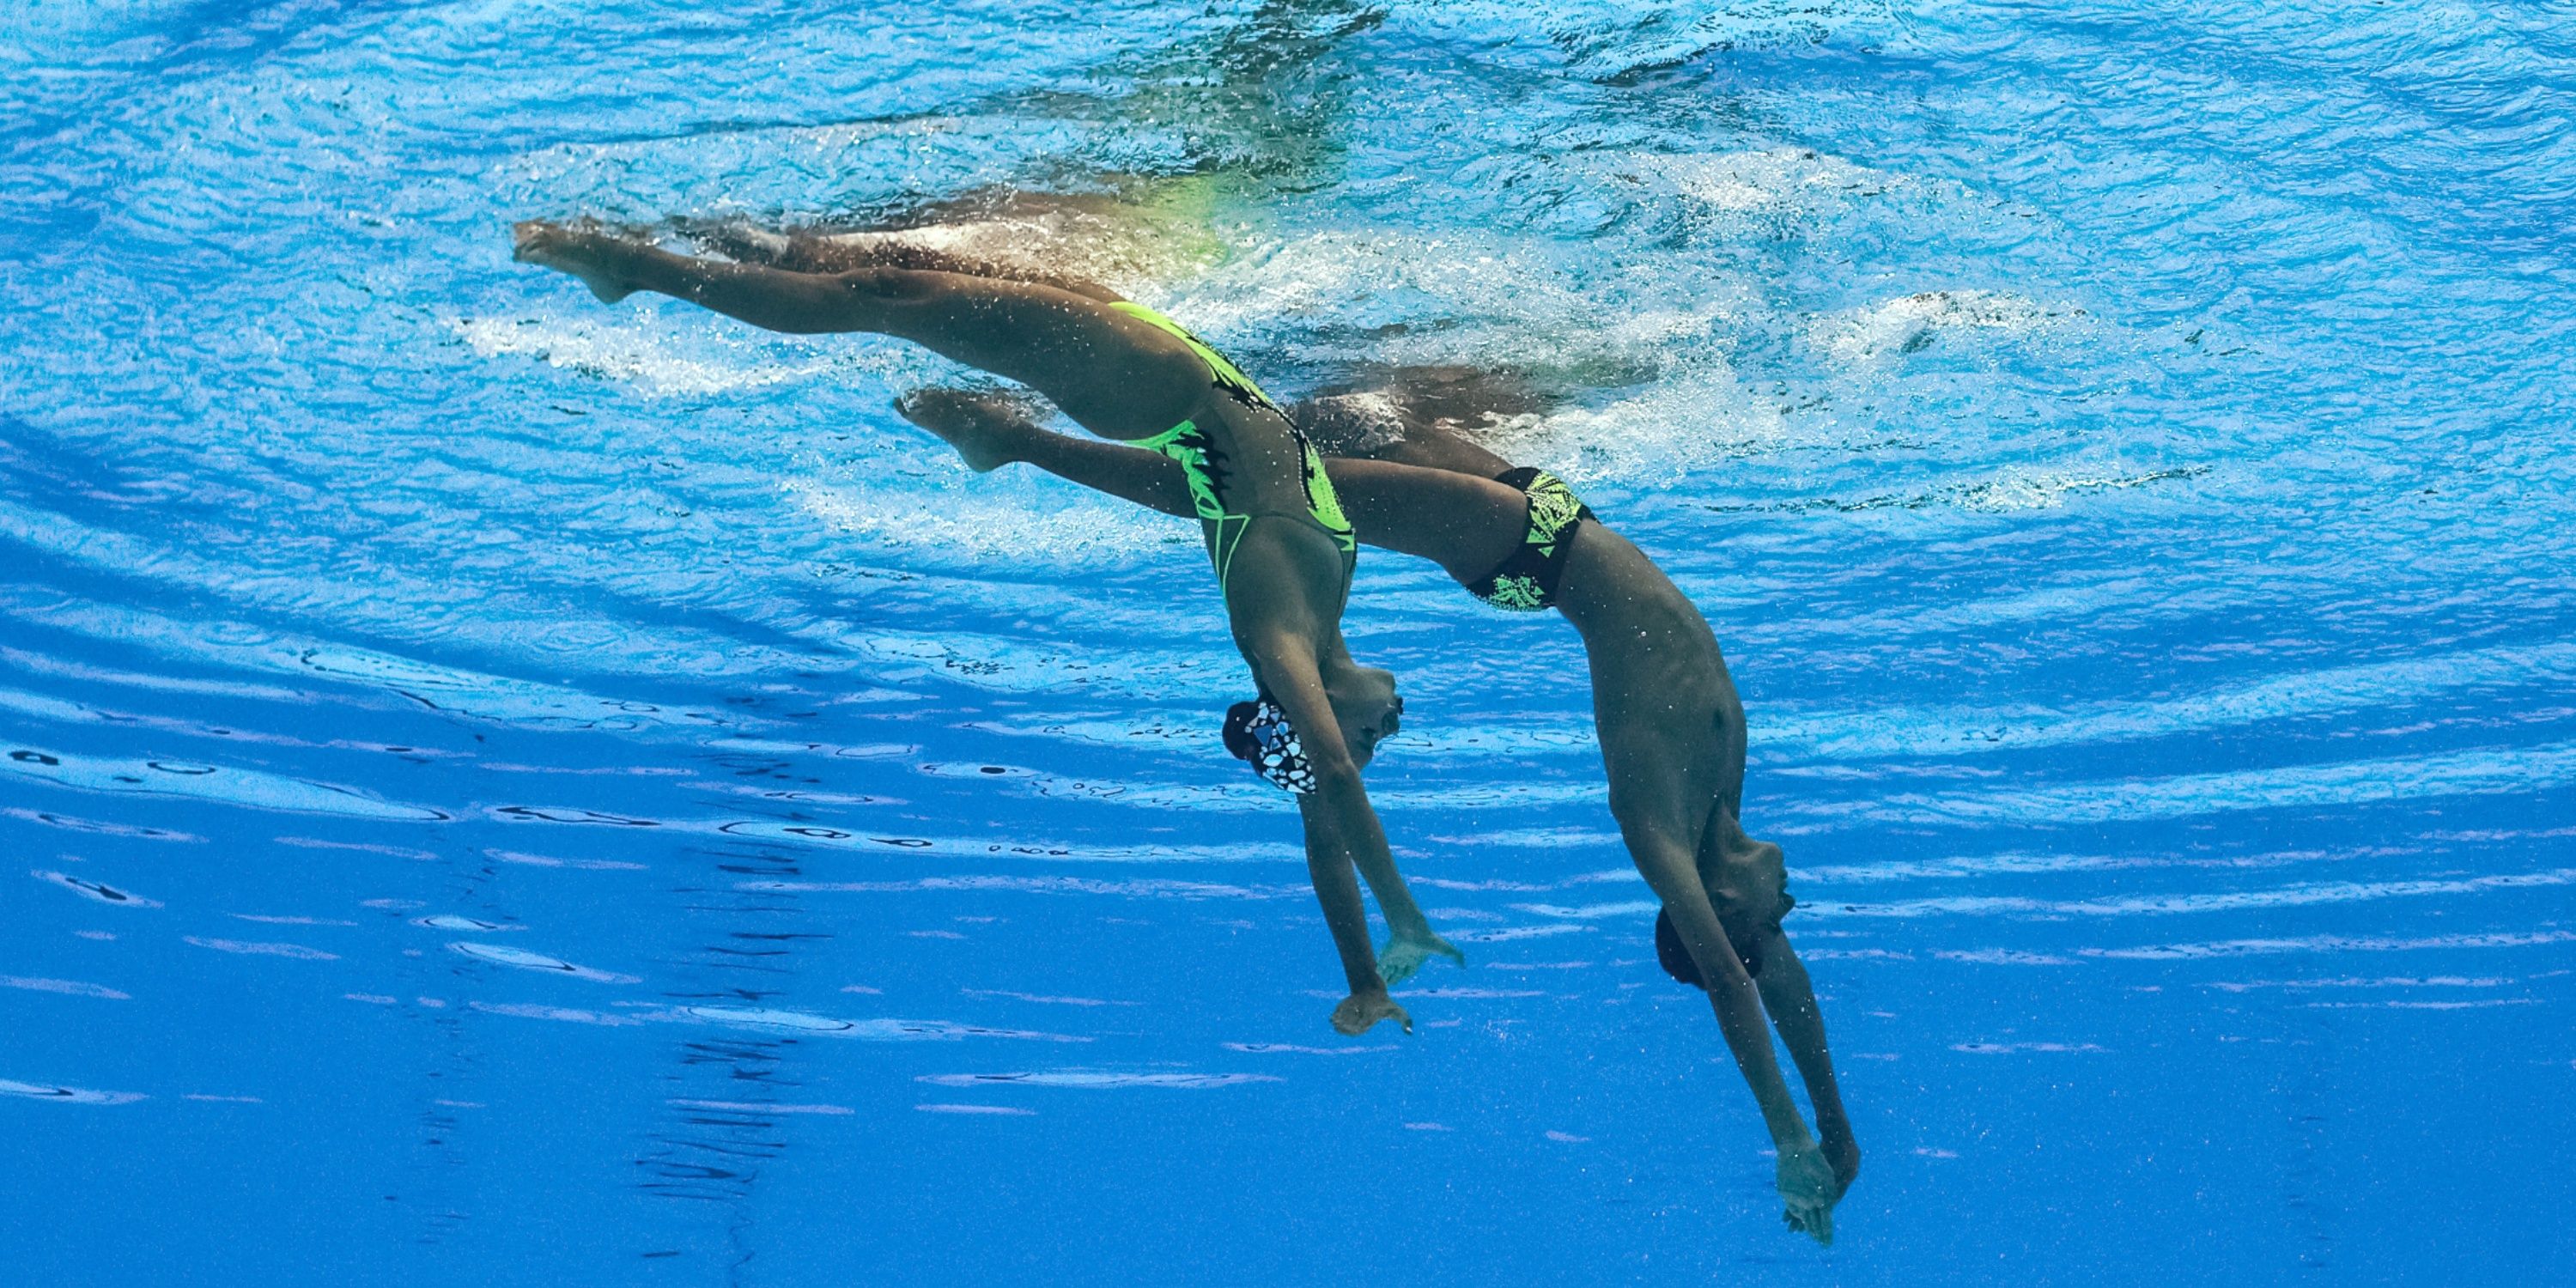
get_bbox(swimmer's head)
[1327,665,1403,769]
[1223,696,1315,793]
[1222,669,1403,792]
[1652,904,1769,987]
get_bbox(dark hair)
[1220,700,1263,762]
[1654,905,1764,987]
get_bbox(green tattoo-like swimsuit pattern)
[1463,466,1596,611]
[1112,301,1358,593]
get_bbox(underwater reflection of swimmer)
[902,385,1858,1244]
[683,197,1572,440]
[511,216,1455,1038]
[674,188,1171,303]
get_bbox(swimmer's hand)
[1376,927,1466,987]
[895,387,1041,473]
[1776,1139,1840,1246]
[512,219,635,304]
[1330,990,1413,1036]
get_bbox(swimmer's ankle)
[512,219,638,303]
[1824,1133,1862,1189]
[894,389,1028,472]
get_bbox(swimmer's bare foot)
[895,387,1042,472]
[1330,989,1412,1036]
[513,219,638,303]
[1376,927,1465,987]
[1776,1139,1840,1246]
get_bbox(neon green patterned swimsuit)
[1112,301,1358,593]
[1462,466,1596,611]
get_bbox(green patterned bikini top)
[1462,467,1595,611]
[1113,301,1356,592]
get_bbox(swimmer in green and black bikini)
[902,382,1860,1245]
[508,219,1459,1036]
[1107,301,1359,596]
[552,210,1854,1238]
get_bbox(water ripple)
[916,1072,1281,1090]
[0,1078,145,1106]
[0,976,130,1000]
[446,942,635,983]
[3,744,447,822]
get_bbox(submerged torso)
[1111,301,1355,589]
[1553,523,1741,741]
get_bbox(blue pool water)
[5,2,2573,1283]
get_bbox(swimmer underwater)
[514,212,1855,1242]
[907,383,1860,1243]
[512,219,1460,1041]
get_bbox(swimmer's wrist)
[1815,1108,1855,1144]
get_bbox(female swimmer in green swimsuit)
[899,383,1859,1245]
[508,219,1459,1036]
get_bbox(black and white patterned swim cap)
[1222,696,1316,794]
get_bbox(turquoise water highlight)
[4,2,2573,1283]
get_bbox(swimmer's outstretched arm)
[1245,624,1409,1036]
[1751,936,1860,1193]
[1298,780,1410,1036]
[514,222,1200,442]
[1631,835,1842,1242]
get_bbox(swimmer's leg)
[898,394,1529,588]
[671,217,793,266]
[746,231,1123,302]
[896,387,1103,480]
[1303,366,1564,475]
[1354,416,1513,477]
[669,194,1126,301]
[1379,365,1561,437]
[513,222,1200,440]
[829,185,1137,236]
